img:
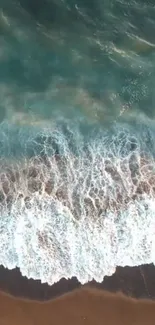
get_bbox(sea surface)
[0,0,155,285]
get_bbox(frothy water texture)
[0,119,155,284]
[1,0,155,285]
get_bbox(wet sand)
[0,262,155,325]
[0,263,155,301]
[1,285,155,325]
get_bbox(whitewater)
[1,0,155,286]
[0,117,155,285]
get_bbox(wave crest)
[0,120,155,284]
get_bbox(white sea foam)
[0,120,155,284]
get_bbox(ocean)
[0,0,155,285]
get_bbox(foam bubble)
[0,119,155,284]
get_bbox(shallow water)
[0,0,155,285]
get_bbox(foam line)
[0,119,155,284]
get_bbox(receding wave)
[0,118,155,285]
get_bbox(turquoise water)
[0,0,155,284]
[0,0,155,124]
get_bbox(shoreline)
[0,263,155,301]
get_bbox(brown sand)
[1,262,155,325]
[1,286,155,325]
[1,264,155,325]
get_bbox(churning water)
[0,0,155,284]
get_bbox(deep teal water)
[0,0,155,126]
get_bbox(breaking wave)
[0,118,155,284]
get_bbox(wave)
[0,118,155,284]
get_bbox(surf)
[0,117,155,284]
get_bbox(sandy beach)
[1,264,155,301]
[1,285,155,325]
[0,264,155,324]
